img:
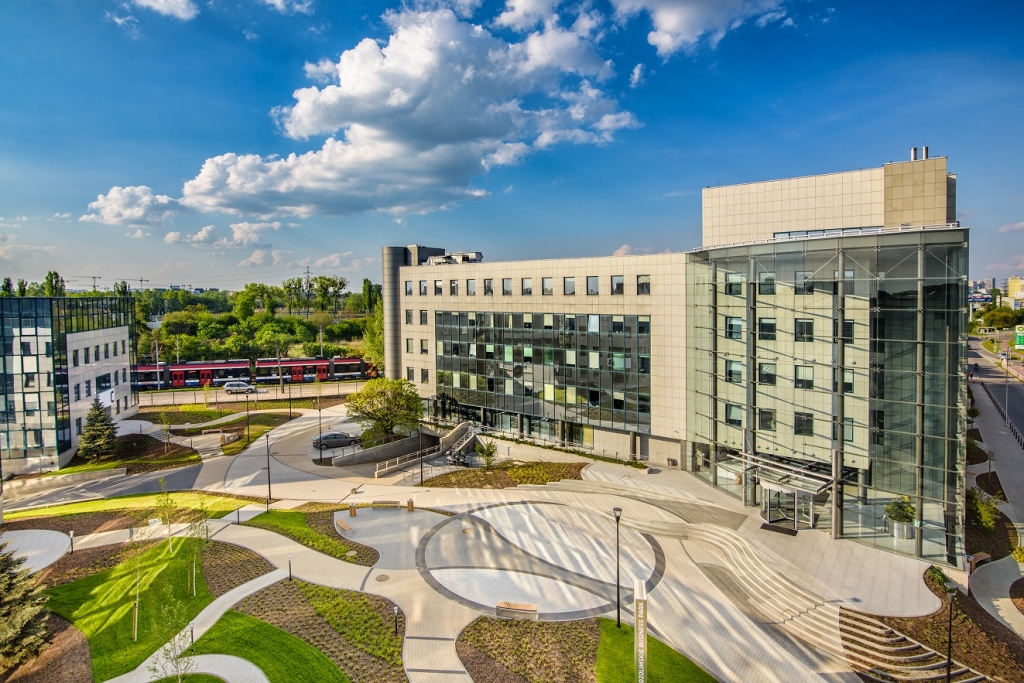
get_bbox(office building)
[382,150,967,567]
[1006,276,1023,302]
[0,296,139,477]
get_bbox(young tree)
[185,499,210,598]
[42,271,65,297]
[362,298,385,371]
[155,477,176,551]
[0,534,48,676]
[77,400,118,461]
[0,277,13,297]
[15,279,27,297]
[345,378,423,443]
[475,439,497,470]
[160,412,172,454]
[113,280,130,297]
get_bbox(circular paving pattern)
[416,501,664,619]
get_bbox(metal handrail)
[374,445,441,478]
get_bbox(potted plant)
[885,496,916,539]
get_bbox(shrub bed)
[421,462,586,489]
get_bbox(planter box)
[889,519,916,540]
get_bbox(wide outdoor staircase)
[449,426,477,455]
[518,478,988,682]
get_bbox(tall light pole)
[613,507,622,628]
[265,432,272,512]
[419,428,423,484]
[246,394,251,442]
[946,584,956,682]
[317,380,324,464]
[1005,339,1010,427]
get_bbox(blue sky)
[1,0,1022,291]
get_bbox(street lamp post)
[613,507,622,628]
[246,395,251,441]
[288,381,292,419]
[393,605,399,635]
[265,432,272,511]
[418,428,423,484]
[946,585,957,683]
[1005,340,1010,427]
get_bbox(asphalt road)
[970,341,1024,434]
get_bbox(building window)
[611,275,624,295]
[795,366,814,389]
[542,277,553,295]
[637,275,650,295]
[870,410,884,444]
[758,363,776,385]
[835,319,854,343]
[725,273,743,296]
[724,316,743,340]
[484,279,494,295]
[613,391,625,410]
[638,316,650,335]
[522,278,532,295]
[84,347,90,363]
[725,404,743,427]
[405,281,413,295]
[23,373,35,388]
[74,384,81,401]
[85,380,92,397]
[406,339,413,353]
[502,278,512,295]
[406,310,413,324]
[758,318,776,341]
[419,280,427,295]
[75,417,82,435]
[795,271,813,295]
[420,310,428,325]
[564,277,575,295]
[434,280,443,295]
[112,342,118,356]
[73,349,79,367]
[104,343,110,359]
[639,355,650,374]
[421,368,429,384]
[114,371,119,386]
[407,367,414,382]
[467,279,476,295]
[612,316,624,333]
[122,368,127,383]
[420,340,428,354]
[833,420,854,443]
[450,280,459,296]
[638,394,650,414]
[795,318,814,342]
[20,341,31,355]
[95,345,100,360]
[794,412,814,436]
[834,368,854,393]
[725,360,742,383]
[758,272,775,295]
[587,276,599,295]
[758,409,776,431]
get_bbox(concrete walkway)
[0,529,70,573]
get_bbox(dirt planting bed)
[0,508,206,538]
[34,540,159,590]
[421,462,587,490]
[974,471,1008,500]
[297,502,380,566]
[456,616,599,683]
[2,614,91,683]
[201,541,276,597]
[235,580,407,683]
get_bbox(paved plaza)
[3,403,986,683]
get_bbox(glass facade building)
[686,228,968,566]
[0,297,137,474]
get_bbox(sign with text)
[634,578,648,683]
[1016,325,1024,350]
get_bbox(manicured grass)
[50,438,201,477]
[46,540,213,682]
[421,461,586,489]
[191,611,350,683]
[300,583,403,665]
[596,618,715,683]
[3,491,250,521]
[174,412,292,436]
[222,424,275,456]
[243,510,360,563]
[139,409,228,425]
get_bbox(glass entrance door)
[761,488,795,525]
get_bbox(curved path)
[0,529,70,573]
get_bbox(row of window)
[722,362,854,392]
[723,317,854,343]
[721,270,856,296]
[411,310,652,335]
[405,275,651,298]
[437,372,652,414]
[425,339,651,372]
[72,368,128,401]
[723,405,854,441]
[406,367,429,384]
[71,340,127,367]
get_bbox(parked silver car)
[224,381,257,394]
[313,431,359,449]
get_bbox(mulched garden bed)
[421,462,586,490]
[200,541,276,597]
[1011,578,1024,617]
[1,508,203,538]
[974,471,1008,500]
[1,614,91,683]
[456,616,599,683]
[856,567,1024,681]
[235,579,407,683]
[967,502,1018,562]
[34,540,159,590]
[297,502,381,566]
[967,437,988,466]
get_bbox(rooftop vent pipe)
[921,145,929,159]
[910,147,918,161]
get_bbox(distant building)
[1006,276,1023,301]
[0,297,138,477]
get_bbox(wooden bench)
[372,500,400,507]
[335,518,353,534]
[969,552,992,573]
[495,601,538,620]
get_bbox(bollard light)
[394,605,399,634]
[288,555,293,581]
[69,529,75,554]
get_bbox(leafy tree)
[155,477,176,550]
[43,271,66,297]
[309,311,333,356]
[0,534,48,676]
[344,292,364,314]
[15,279,27,297]
[282,277,304,315]
[77,400,117,461]
[361,278,381,313]
[362,298,385,371]
[255,329,294,387]
[345,378,423,442]
[983,306,1016,330]
[475,439,497,470]
[146,588,196,683]
[113,280,130,296]
[0,278,12,297]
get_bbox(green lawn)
[299,583,402,665]
[46,540,213,682]
[138,409,229,425]
[596,618,715,683]
[191,611,350,683]
[173,412,292,436]
[3,491,250,521]
[49,451,200,477]
[243,510,358,563]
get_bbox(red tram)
[135,356,366,389]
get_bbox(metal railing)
[980,381,1024,449]
[374,445,441,478]
[689,222,963,254]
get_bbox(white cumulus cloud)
[998,221,1024,233]
[259,0,312,14]
[238,249,292,266]
[133,0,198,20]
[609,0,785,57]
[125,228,151,238]
[80,186,177,225]
[215,221,285,247]
[629,63,645,87]
[495,0,562,30]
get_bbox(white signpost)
[634,578,648,683]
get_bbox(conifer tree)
[0,534,48,675]
[77,399,117,461]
